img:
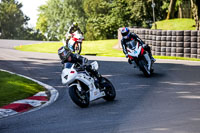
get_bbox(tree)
[83,0,113,40]
[166,0,177,19]
[0,0,29,39]
[191,0,200,30]
[36,0,86,41]
[36,0,171,40]
[83,0,170,40]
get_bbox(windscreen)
[64,62,73,68]
[127,40,137,50]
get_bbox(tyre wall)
[118,28,200,59]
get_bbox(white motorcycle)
[127,40,154,77]
[61,61,116,108]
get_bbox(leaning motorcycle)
[61,61,116,108]
[127,40,154,77]
[65,31,84,54]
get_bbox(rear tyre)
[68,85,89,108]
[138,59,151,77]
[102,78,116,101]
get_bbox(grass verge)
[0,71,46,107]
[15,39,124,57]
[153,55,200,61]
[151,18,196,30]
[15,39,200,61]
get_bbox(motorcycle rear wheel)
[68,85,89,108]
[102,77,116,101]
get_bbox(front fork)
[143,53,151,70]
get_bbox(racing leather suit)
[121,32,152,58]
[61,53,103,85]
[67,25,83,35]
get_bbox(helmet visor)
[122,32,128,37]
[59,49,71,61]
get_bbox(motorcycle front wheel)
[73,42,82,54]
[102,77,116,101]
[138,59,151,77]
[68,85,89,108]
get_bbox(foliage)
[36,0,171,41]
[0,0,46,40]
[0,0,29,39]
[83,0,130,40]
[83,0,170,40]
[1,0,197,40]
[36,0,86,41]
[191,0,200,30]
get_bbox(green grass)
[15,39,124,57]
[15,42,61,53]
[15,39,200,61]
[81,39,124,57]
[0,71,46,107]
[151,18,196,30]
[154,55,200,61]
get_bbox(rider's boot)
[148,51,156,63]
[143,44,156,63]
[96,74,106,89]
[150,54,156,63]
[66,39,69,47]
[128,58,132,64]
[94,76,106,90]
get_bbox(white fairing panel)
[61,68,77,85]
[90,61,99,70]
[128,42,142,58]
[61,62,105,102]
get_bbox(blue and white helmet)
[121,27,130,39]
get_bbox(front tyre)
[74,42,82,54]
[68,85,89,108]
[102,78,116,101]
[138,59,151,77]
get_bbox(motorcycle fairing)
[61,62,105,102]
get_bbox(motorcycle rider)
[58,46,105,87]
[65,22,83,51]
[121,27,156,65]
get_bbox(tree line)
[36,0,170,40]
[0,0,200,41]
[0,0,46,40]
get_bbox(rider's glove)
[142,44,147,48]
[61,60,65,64]
[86,65,92,71]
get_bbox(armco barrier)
[118,28,200,59]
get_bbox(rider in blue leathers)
[121,27,156,63]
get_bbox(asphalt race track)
[0,39,200,133]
